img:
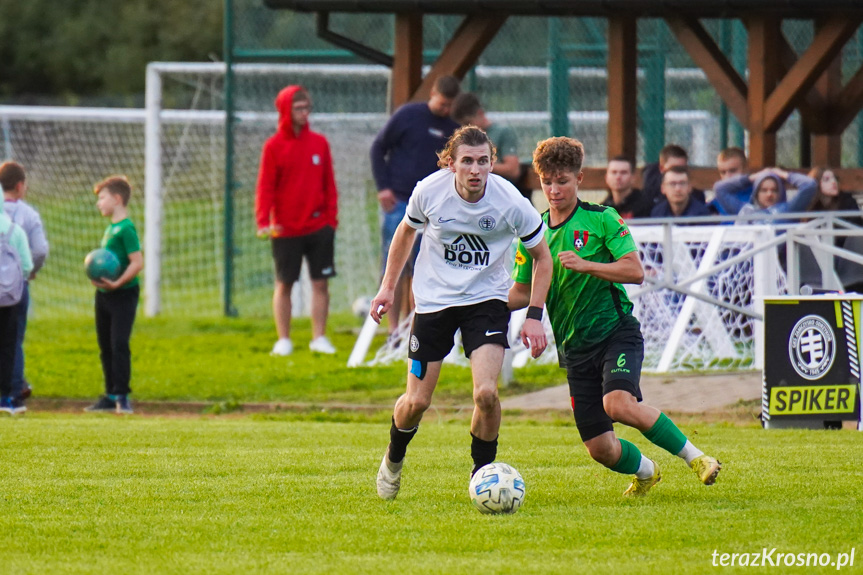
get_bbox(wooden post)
[411,15,507,102]
[812,22,844,167]
[391,13,423,111]
[747,16,781,169]
[666,16,749,129]
[607,15,638,161]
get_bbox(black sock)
[470,433,498,476]
[388,417,418,463]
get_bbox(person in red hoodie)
[256,85,338,356]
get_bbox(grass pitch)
[25,314,562,405]
[1,416,861,574]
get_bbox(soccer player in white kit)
[371,126,553,500]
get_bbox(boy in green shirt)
[511,137,720,496]
[86,176,143,415]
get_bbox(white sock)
[634,456,655,480]
[677,441,703,465]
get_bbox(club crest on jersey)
[312,154,321,165]
[478,215,496,231]
[573,230,589,251]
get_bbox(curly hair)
[436,125,497,168]
[532,137,584,176]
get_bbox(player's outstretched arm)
[370,221,417,323]
[521,239,552,358]
[558,250,644,284]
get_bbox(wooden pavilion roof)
[264,0,863,18]
[258,0,863,183]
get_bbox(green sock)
[642,413,687,456]
[610,439,642,474]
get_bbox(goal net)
[0,62,717,322]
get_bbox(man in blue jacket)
[370,75,461,334]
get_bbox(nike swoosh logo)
[485,330,503,336]
[438,217,456,223]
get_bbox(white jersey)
[404,170,544,313]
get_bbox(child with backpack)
[2,161,50,412]
[0,199,33,414]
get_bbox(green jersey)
[100,218,141,290]
[513,200,638,356]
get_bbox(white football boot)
[376,452,403,500]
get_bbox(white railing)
[349,212,863,375]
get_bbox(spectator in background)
[86,176,142,415]
[451,92,524,191]
[370,75,461,336]
[717,147,748,180]
[806,167,863,247]
[0,198,33,415]
[602,156,652,219]
[1,161,49,412]
[712,147,751,215]
[650,166,711,219]
[714,167,817,225]
[256,85,339,356]
[641,144,706,205]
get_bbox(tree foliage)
[0,0,222,104]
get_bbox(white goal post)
[0,62,717,320]
[142,62,716,318]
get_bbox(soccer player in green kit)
[510,137,720,496]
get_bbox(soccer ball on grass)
[469,462,525,514]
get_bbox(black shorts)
[408,299,510,362]
[271,226,336,284]
[564,316,644,442]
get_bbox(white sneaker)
[309,336,336,354]
[271,338,293,356]
[376,452,403,500]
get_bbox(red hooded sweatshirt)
[255,85,338,237]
